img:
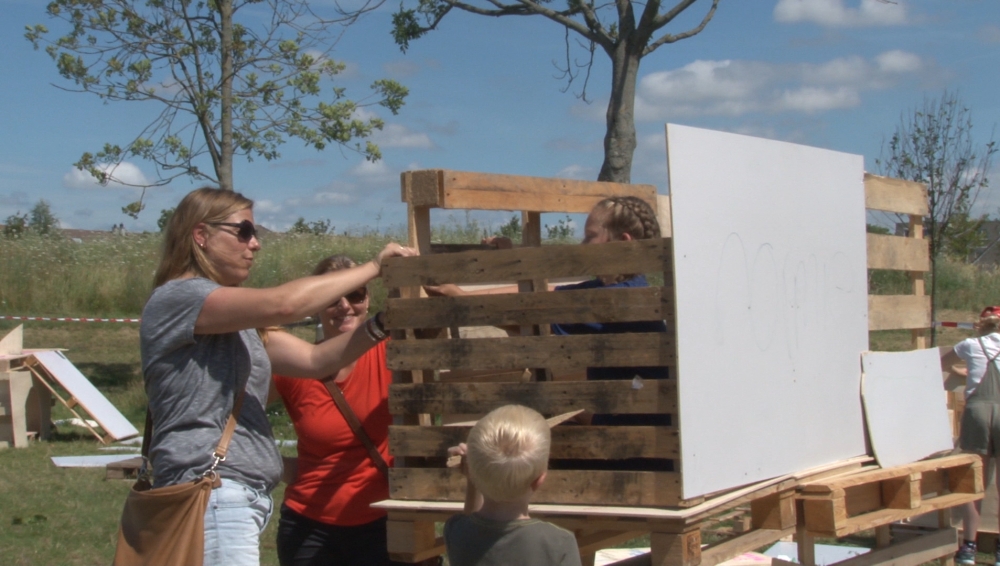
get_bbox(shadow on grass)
[75,362,141,389]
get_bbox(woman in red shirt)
[274,255,401,566]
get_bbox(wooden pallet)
[791,453,983,566]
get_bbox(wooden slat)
[388,333,675,372]
[390,467,681,506]
[868,295,931,331]
[385,287,670,329]
[866,233,930,272]
[389,379,677,416]
[436,368,530,383]
[864,173,929,216]
[389,425,678,460]
[402,169,659,214]
[382,238,670,288]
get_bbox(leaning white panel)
[33,350,139,441]
[861,349,953,468]
[666,124,869,499]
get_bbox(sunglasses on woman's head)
[209,220,258,242]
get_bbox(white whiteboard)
[666,124,869,499]
[861,349,953,468]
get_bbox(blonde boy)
[444,405,581,566]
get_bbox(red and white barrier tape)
[1,315,140,323]
[934,321,976,329]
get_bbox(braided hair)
[592,196,660,241]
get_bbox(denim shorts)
[203,478,274,566]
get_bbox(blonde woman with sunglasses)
[140,187,416,566]
[273,255,413,566]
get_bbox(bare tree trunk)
[218,0,235,191]
[598,41,640,183]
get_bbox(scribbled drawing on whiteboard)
[667,123,868,499]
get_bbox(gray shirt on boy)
[445,514,582,566]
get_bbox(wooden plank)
[388,333,675,372]
[750,491,796,530]
[800,454,980,493]
[576,530,647,555]
[651,529,701,566]
[402,170,442,207]
[868,295,931,331]
[385,287,669,330]
[867,233,930,272]
[389,425,678,459]
[436,368,531,383]
[700,528,792,566]
[390,379,677,416]
[806,492,980,538]
[390,467,681,506]
[382,238,670,288]
[400,169,659,214]
[864,173,929,216]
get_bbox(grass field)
[0,230,997,564]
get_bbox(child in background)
[444,405,582,566]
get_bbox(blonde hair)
[153,187,255,288]
[591,196,660,241]
[466,405,550,502]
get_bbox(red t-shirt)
[274,341,393,526]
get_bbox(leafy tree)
[3,212,29,239]
[392,0,719,183]
[545,215,575,240]
[27,0,408,217]
[495,215,522,241]
[289,217,333,235]
[157,208,175,232]
[29,199,60,235]
[877,90,997,344]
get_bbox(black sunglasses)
[345,288,368,304]
[209,220,258,242]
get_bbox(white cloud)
[62,161,152,189]
[633,51,925,121]
[349,159,401,188]
[254,199,283,214]
[555,164,595,180]
[774,0,907,27]
[371,123,435,149]
[779,86,860,112]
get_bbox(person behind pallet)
[140,187,415,566]
[427,196,670,457]
[272,254,410,566]
[941,305,1000,566]
[445,404,582,566]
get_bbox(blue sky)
[1,0,998,234]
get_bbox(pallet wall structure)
[375,170,974,566]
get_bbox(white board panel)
[861,349,953,468]
[34,350,139,440]
[51,454,137,467]
[667,124,869,499]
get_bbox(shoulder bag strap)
[322,377,390,479]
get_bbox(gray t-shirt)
[140,277,281,491]
[445,514,582,566]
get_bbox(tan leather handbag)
[113,391,245,566]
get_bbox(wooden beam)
[400,169,659,214]
[382,239,671,288]
[389,425,678,460]
[385,287,670,330]
[868,295,931,331]
[864,173,929,216]
[389,467,681,506]
[387,333,676,372]
[389,379,677,416]
[867,233,930,272]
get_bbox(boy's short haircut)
[466,404,551,502]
